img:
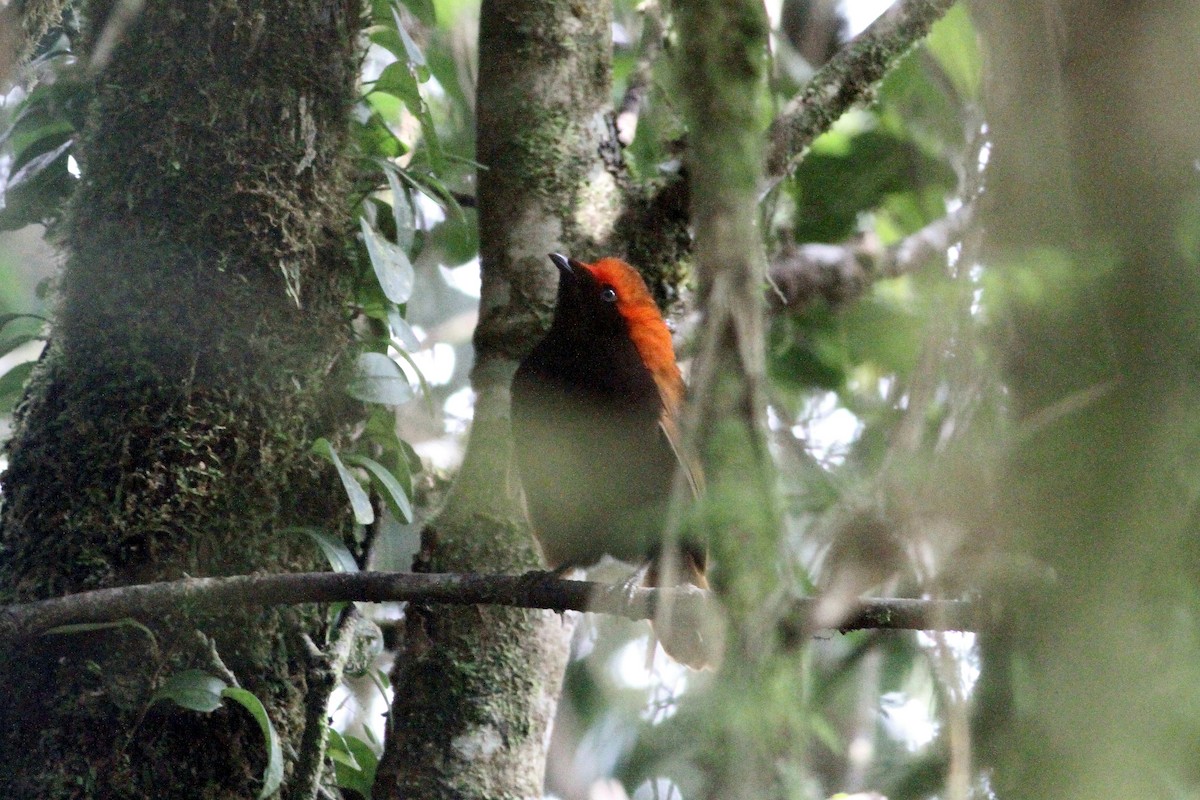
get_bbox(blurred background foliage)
[2,1,1171,799]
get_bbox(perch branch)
[0,569,985,649]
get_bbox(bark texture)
[0,1,361,797]
[374,1,617,797]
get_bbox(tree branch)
[767,202,972,311]
[0,569,984,648]
[765,0,958,183]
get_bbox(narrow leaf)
[392,6,428,75]
[44,618,157,646]
[5,138,73,191]
[342,453,414,523]
[313,438,375,525]
[383,166,415,251]
[288,526,360,573]
[222,686,284,800]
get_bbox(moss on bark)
[0,1,362,797]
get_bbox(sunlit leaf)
[360,216,414,305]
[925,3,981,101]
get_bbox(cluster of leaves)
[310,0,487,793]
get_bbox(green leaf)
[373,61,422,111]
[222,686,284,800]
[925,3,981,101]
[360,216,414,305]
[387,304,421,351]
[0,360,37,411]
[392,6,430,79]
[312,438,375,525]
[383,166,415,251]
[347,351,414,406]
[353,106,406,160]
[6,138,73,191]
[43,618,157,645]
[392,345,434,417]
[331,731,379,798]
[342,453,414,523]
[0,312,48,332]
[326,728,362,770]
[403,169,461,219]
[397,0,436,27]
[151,669,227,713]
[289,526,360,573]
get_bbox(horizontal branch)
[0,569,985,649]
[765,0,958,182]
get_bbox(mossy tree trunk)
[373,1,619,798]
[0,1,362,797]
[973,2,1200,797]
[673,1,794,799]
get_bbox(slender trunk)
[673,1,791,798]
[374,1,617,797]
[0,1,361,796]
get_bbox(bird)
[511,253,713,668]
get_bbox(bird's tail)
[646,546,721,670]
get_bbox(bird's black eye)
[600,287,617,302]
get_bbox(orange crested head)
[567,255,683,413]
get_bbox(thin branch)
[0,569,985,649]
[614,0,665,146]
[765,0,958,183]
[767,201,972,311]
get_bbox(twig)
[765,0,958,184]
[0,569,986,649]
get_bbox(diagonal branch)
[0,569,984,649]
[765,0,958,183]
[767,201,973,311]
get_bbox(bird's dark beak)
[549,253,586,277]
[549,253,572,274]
